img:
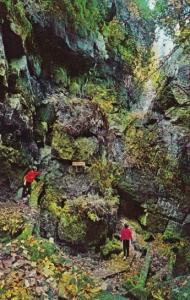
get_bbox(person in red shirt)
[120,223,133,259]
[22,166,41,199]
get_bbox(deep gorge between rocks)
[0,0,189,299]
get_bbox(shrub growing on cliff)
[52,127,75,160]
[48,0,107,34]
[100,238,122,258]
[102,17,137,66]
[53,67,70,87]
[41,186,62,218]
[89,156,122,196]
[85,81,116,114]
[59,212,87,243]
[3,0,32,40]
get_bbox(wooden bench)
[72,161,86,173]
[72,161,86,167]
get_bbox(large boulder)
[41,189,118,248]
[57,195,118,247]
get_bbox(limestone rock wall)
[0,0,189,244]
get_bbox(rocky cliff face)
[0,1,190,299]
[0,0,189,245]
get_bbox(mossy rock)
[0,144,27,187]
[52,130,75,160]
[7,1,32,41]
[139,212,168,233]
[58,213,87,243]
[173,242,190,276]
[29,181,44,209]
[52,123,98,161]
[100,237,122,258]
[41,186,63,218]
[57,195,117,246]
[166,107,190,127]
[0,144,23,165]
[74,136,98,161]
[163,220,182,243]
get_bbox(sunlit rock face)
[120,46,190,233]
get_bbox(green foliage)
[166,107,190,127]
[124,113,179,189]
[58,270,101,299]
[139,210,149,227]
[9,56,27,75]
[59,212,87,243]
[102,18,125,50]
[53,67,70,86]
[29,55,42,77]
[17,222,34,240]
[85,81,117,114]
[24,236,56,261]
[102,18,137,65]
[29,181,44,209]
[124,249,152,299]
[52,125,74,160]
[52,123,98,161]
[51,0,107,33]
[42,186,62,218]
[35,121,48,145]
[89,155,122,196]
[94,291,127,300]
[3,0,32,40]
[100,238,122,258]
[134,0,153,20]
[74,137,98,161]
[124,276,149,300]
[171,277,190,300]
[69,80,81,96]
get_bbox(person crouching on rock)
[22,166,41,200]
[120,223,133,260]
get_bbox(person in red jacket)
[22,166,41,199]
[120,223,133,260]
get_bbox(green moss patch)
[52,123,98,162]
[100,238,122,258]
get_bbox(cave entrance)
[117,188,144,219]
[2,22,24,60]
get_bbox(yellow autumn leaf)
[66,283,78,294]
[89,287,101,295]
